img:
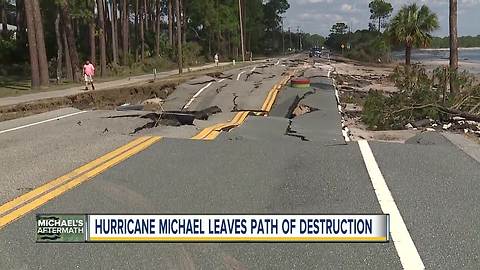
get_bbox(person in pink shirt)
[83,60,95,90]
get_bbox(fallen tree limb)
[392,103,480,122]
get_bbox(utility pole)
[300,32,303,51]
[297,26,302,51]
[296,26,299,51]
[175,0,182,73]
[449,0,459,94]
[289,27,292,51]
[281,17,285,55]
[238,0,245,62]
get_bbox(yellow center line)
[0,136,152,216]
[192,74,292,140]
[0,71,294,231]
[0,136,162,230]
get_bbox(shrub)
[362,64,480,130]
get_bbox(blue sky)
[284,0,480,37]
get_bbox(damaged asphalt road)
[0,57,294,205]
[1,56,480,269]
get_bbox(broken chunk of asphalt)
[206,72,233,80]
[188,79,217,85]
[292,104,319,118]
[109,106,222,121]
[131,114,191,134]
[129,106,222,134]
[116,104,145,111]
[286,89,317,119]
[190,105,222,120]
[245,71,263,81]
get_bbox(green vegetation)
[368,0,393,32]
[324,23,350,55]
[344,31,390,62]
[326,1,445,64]
[387,4,439,65]
[431,36,480,48]
[362,65,480,130]
[0,0,302,90]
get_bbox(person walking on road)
[83,60,95,90]
[214,53,219,67]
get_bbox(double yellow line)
[0,136,161,230]
[261,75,291,113]
[191,111,250,140]
[0,72,293,230]
[192,73,293,140]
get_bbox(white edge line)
[358,140,425,270]
[328,66,350,143]
[183,82,214,109]
[0,111,88,135]
[236,71,246,81]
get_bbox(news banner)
[36,214,389,243]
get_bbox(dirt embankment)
[0,81,177,122]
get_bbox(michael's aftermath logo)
[36,214,86,242]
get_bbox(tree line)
[431,36,480,49]
[0,0,292,89]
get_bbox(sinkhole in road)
[285,89,318,119]
[106,106,223,134]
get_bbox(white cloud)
[341,4,353,12]
[284,0,480,36]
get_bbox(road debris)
[116,104,145,111]
[292,104,319,118]
[188,79,216,85]
[142,98,165,111]
[206,72,233,80]
[127,106,222,134]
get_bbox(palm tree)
[389,4,439,65]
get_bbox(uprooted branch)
[390,104,480,122]
[363,64,480,130]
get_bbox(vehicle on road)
[309,47,321,57]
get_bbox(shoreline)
[414,47,480,51]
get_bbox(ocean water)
[393,48,480,63]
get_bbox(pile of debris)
[405,117,480,136]
[292,104,319,118]
[359,65,480,137]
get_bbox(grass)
[0,76,84,98]
[0,60,255,99]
